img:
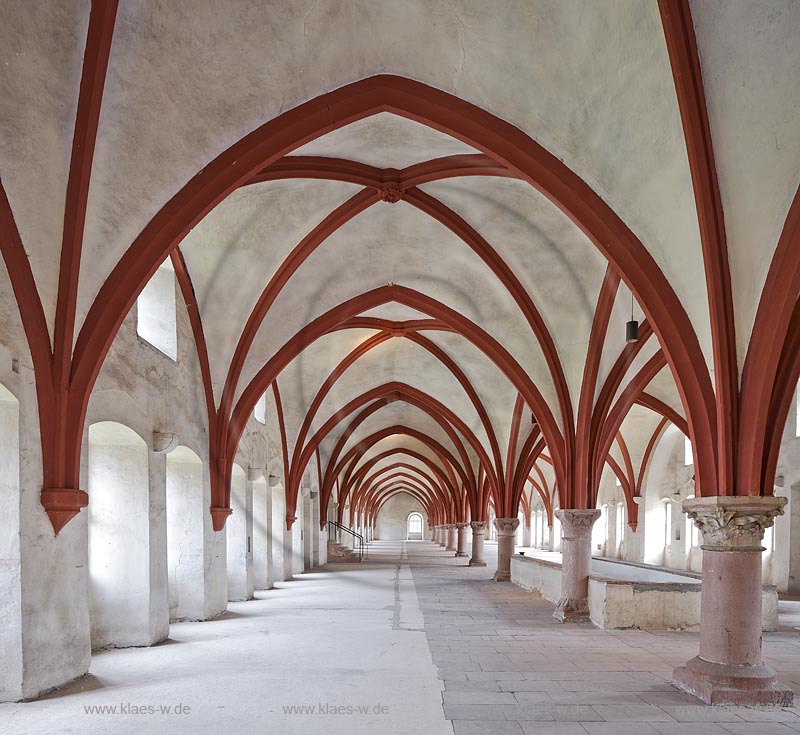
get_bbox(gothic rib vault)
[0,0,799,709]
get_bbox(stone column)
[553,509,600,622]
[673,496,792,706]
[494,518,520,581]
[438,525,447,547]
[455,523,469,557]
[446,524,457,551]
[469,521,488,566]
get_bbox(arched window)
[684,435,693,466]
[407,512,423,540]
[254,393,266,424]
[137,258,177,360]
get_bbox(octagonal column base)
[553,597,591,623]
[673,656,793,706]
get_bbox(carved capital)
[683,495,786,552]
[494,517,520,537]
[455,522,469,529]
[555,509,600,539]
[470,520,488,532]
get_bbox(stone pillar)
[446,524,457,551]
[673,496,792,706]
[494,518,520,581]
[553,508,600,622]
[438,525,447,546]
[469,521,488,566]
[455,523,469,557]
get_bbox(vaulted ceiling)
[1,1,798,533]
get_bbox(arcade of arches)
[2,1,800,732]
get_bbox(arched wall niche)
[87,421,167,649]
[226,462,253,601]
[0,382,21,698]
[165,445,205,621]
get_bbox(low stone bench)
[510,552,778,631]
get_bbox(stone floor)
[0,547,450,735]
[408,540,800,735]
[3,540,800,735]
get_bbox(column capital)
[493,517,520,537]
[455,522,469,529]
[683,495,786,552]
[470,520,488,532]
[554,508,600,539]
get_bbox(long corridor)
[4,542,800,735]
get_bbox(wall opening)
[166,446,204,621]
[407,512,423,540]
[271,482,287,583]
[0,383,20,689]
[252,475,271,590]
[88,421,151,649]
[254,394,266,424]
[137,258,177,361]
[226,463,253,601]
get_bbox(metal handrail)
[327,520,367,560]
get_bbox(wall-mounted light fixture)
[626,290,639,343]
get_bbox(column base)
[553,597,590,623]
[673,656,793,706]
[445,546,456,552]
[455,551,469,557]
[469,559,487,567]
[493,570,510,582]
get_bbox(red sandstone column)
[553,509,600,622]
[455,523,469,557]
[436,526,445,546]
[673,496,792,706]
[494,518,520,582]
[446,524,457,551]
[469,521,488,566]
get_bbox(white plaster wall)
[376,494,429,540]
[302,491,313,571]
[88,423,168,649]
[226,466,253,601]
[271,484,286,583]
[0,387,21,699]
[292,497,304,576]
[166,448,207,620]
[252,478,271,590]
